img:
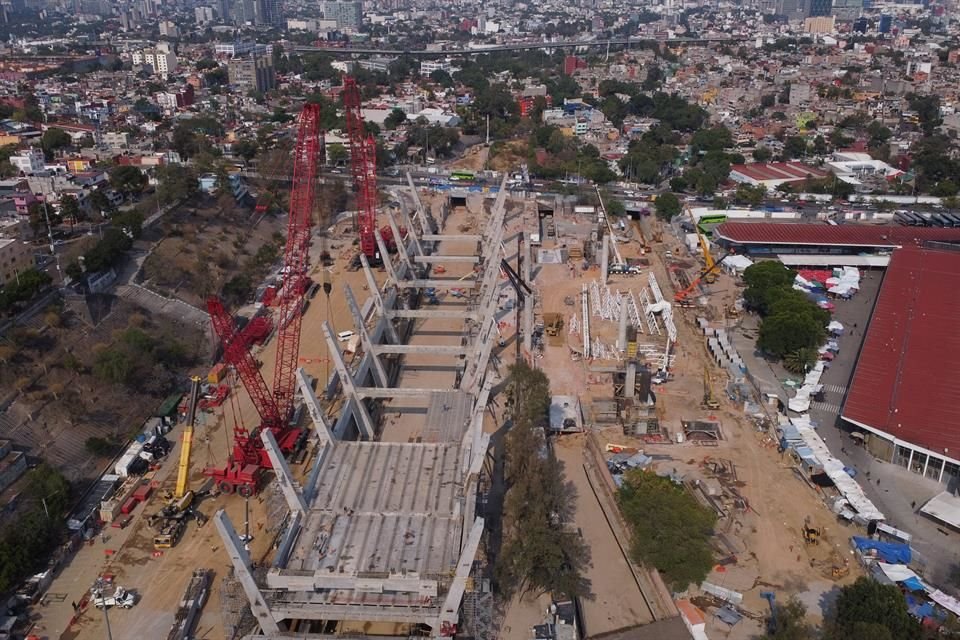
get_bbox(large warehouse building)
[841,246,960,488]
[713,222,960,264]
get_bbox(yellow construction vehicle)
[174,376,202,501]
[802,517,822,545]
[702,367,720,410]
[151,376,204,550]
[696,230,719,284]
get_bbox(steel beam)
[522,240,533,355]
[371,343,468,356]
[213,510,281,635]
[322,321,376,440]
[261,430,307,513]
[296,367,334,446]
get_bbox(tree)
[770,597,815,640]
[617,470,717,589]
[155,165,197,205]
[40,127,72,158]
[109,165,147,197]
[326,143,348,166]
[783,136,808,160]
[58,194,82,222]
[429,69,454,88]
[384,108,407,130]
[823,577,921,640]
[654,192,682,220]
[784,347,817,374]
[753,145,772,162]
[743,260,795,292]
[232,138,258,162]
[89,189,113,217]
[734,184,765,206]
[495,363,589,600]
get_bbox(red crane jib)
[203,103,322,493]
[343,77,384,258]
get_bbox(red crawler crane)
[203,103,323,496]
[342,75,394,260]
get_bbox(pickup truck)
[93,586,137,609]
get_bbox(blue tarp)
[902,577,927,592]
[852,537,912,563]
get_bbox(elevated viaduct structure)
[214,175,515,639]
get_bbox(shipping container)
[120,497,139,515]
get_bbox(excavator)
[674,255,728,305]
[152,376,206,549]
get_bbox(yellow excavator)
[152,376,203,549]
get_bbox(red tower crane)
[203,103,323,496]
[342,75,393,260]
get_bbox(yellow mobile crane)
[153,376,203,549]
[696,230,719,284]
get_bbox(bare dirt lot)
[140,195,286,308]
[499,208,864,638]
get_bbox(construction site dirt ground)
[32,186,486,640]
[502,212,863,639]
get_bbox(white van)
[337,330,355,342]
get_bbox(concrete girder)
[359,254,400,344]
[371,343,468,356]
[344,284,389,388]
[391,279,478,289]
[420,234,482,242]
[435,517,485,631]
[322,321,376,440]
[260,430,307,514]
[387,308,478,320]
[412,254,481,264]
[355,387,450,399]
[374,229,403,290]
[213,510,280,635]
[385,208,414,275]
[296,367,334,446]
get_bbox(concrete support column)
[260,430,307,514]
[600,234,610,283]
[213,510,281,635]
[625,360,637,400]
[322,321,376,440]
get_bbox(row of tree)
[495,363,589,600]
[0,465,71,594]
[770,578,922,639]
[742,261,828,367]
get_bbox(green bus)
[450,171,476,182]
[696,213,727,236]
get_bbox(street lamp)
[91,576,114,640]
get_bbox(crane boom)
[175,376,202,499]
[207,296,281,429]
[272,103,322,423]
[343,76,382,259]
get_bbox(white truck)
[93,586,137,609]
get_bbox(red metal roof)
[843,247,960,460]
[715,222,960,247]
[730,162,827,182]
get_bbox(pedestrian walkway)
[811,400,842,414]
[822,383,847,394]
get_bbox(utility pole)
[485,114,490,145]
